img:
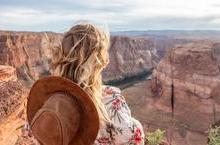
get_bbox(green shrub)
[207,126,220,145]
[146,129,165,145]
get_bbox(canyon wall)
[0,31,159,145]
[148,37,194,58]
[0,31,62,86]
[0,65,26,145]
[149,41,220,144]
[103,36,157,81]
[0,31,158,85]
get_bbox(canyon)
[0,31,159,145]
[0,31,159,86]
[123,41,220,145]
[1,30,204,84]
[0,30,220,144]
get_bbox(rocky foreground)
[128,41,220,145]
[0,65,26,145]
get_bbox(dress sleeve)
[102,85,131,124]
[98,85,145,145]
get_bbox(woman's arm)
[99,86,145,145]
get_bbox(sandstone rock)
[0,65,26,145]
[122,79,208,145]
[147,41,220,144]
[103,36,158,81]
[0,31,158,85]
[0,65,17,82]
[149,37,195,58]
[0,31,62,86]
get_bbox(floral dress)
[95,85,145,145]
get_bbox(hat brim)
[27,76,100,145]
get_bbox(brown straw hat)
[27,76,100,145]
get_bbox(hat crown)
[27,76,100,145]
[31,92,80,145]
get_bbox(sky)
[0,0,220,32]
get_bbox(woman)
[52,23,145,145]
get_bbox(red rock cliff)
[0,31,158,85]
[103,36,157,81]
[150,41,220,144]
[0,65,26,145]
[0,31,62,85]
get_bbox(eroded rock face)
[0,31,62,85]
[0,65,17,81]
[0,65,26,145]
[103,36,158,81]
[0,31,158,84]
[153,41,220,98]
[148,41,220,145]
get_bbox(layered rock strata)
[0,31,62,85]
[103,36,157,81]
[0,31,158,85]
[148,41,220,145]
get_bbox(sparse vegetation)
[207,126,220,145]
[146,129,166,145]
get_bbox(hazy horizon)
[1,0,220,32]
[0,29,220,33]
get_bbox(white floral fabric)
[94,85,145,145]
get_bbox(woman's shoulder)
[101,85,131,118]
[102,85,121,97]
[101,85,128,112]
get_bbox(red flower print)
[130,128,143,144]
[135,128,142,136]
[134,136,142,144]
[103,86,121,96]
[105,87,114,94]
[97,137,112,145]
[112,98,121,110]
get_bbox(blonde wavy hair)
[52,23,110,122]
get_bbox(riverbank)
[104,70,152,90]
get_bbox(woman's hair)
[52,23,110,121]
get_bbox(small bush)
[207,126,220,145]
[146,129,165,145]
